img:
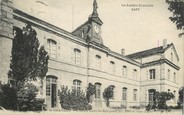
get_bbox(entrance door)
[122,87,127,107]
[148,89,156,106]
[51,84,57,107]
[46,76,58,109]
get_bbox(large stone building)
[0,0,180,110]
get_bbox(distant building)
[0,0,180,110]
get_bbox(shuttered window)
[47,39,57,59]
[74,48,81,65]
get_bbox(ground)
[0,110,182,115]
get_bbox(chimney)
[163,39,167,49]
[121,49,125,56]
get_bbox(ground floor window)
[95,83,101,99]
[72,79,82,96]
[133,89,137,101]
[122,87,127,100]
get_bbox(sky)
[13,0,184,86]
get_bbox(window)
[133,69,137,80]
[168,69,170,80]
[149,69,155,79]
[122,66,127,77]
[95,83,101,99]
[122,87,127,100]
[174,72,176,83]
[95,55,101,70]
[46,77,57,96]
[109,61,115,74]
[74,48,81,65]
[46,78,51,96]
[47,39,57,59]
[133,89,137,101]
[46,84,51,96]
[72,80,82,96]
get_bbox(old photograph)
[0,0,183,115]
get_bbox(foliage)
[103,85,115,107]
[6,24,48,111]
[129,106,140,109]
[154,91,175,109]
[86,83,96,103]
[59,86,92,111]
[0,83,17,110]
[16,83,45,111]
[8,24,49,83]
[178,86,184,107]
[166,0,184,37]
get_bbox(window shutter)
[57,43,60,60]
[81,51,83,66]
[146,70,149,80]
[156,68,159,79]
[71,47,74,63]
[145,90,147,103]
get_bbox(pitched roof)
[126,43,173,59]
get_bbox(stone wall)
[0,0,13,83]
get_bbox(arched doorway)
[46,75,58,109]
[94,82,102,107]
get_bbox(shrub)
[0,83,17,110]
[168,105,181,109]
[59,86,92,111]
[103,85,115,107]
[178,87,184,107]
[129,106,140,109]
[155,91,174,109]
[86,83,95,103]
[17,82,45,111]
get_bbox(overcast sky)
[13,0,184,85]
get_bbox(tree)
[86,83,96,103]
[154,91,174,109]
[178,87,184,107]
[37,46,49,94]
[9,25,38,83]
[7,24,49,111]
[9,24,49,84]
[166,0,184,37]
[103,85,115,107]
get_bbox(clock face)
[94,25,99,33]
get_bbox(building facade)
[0,0,180,110]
